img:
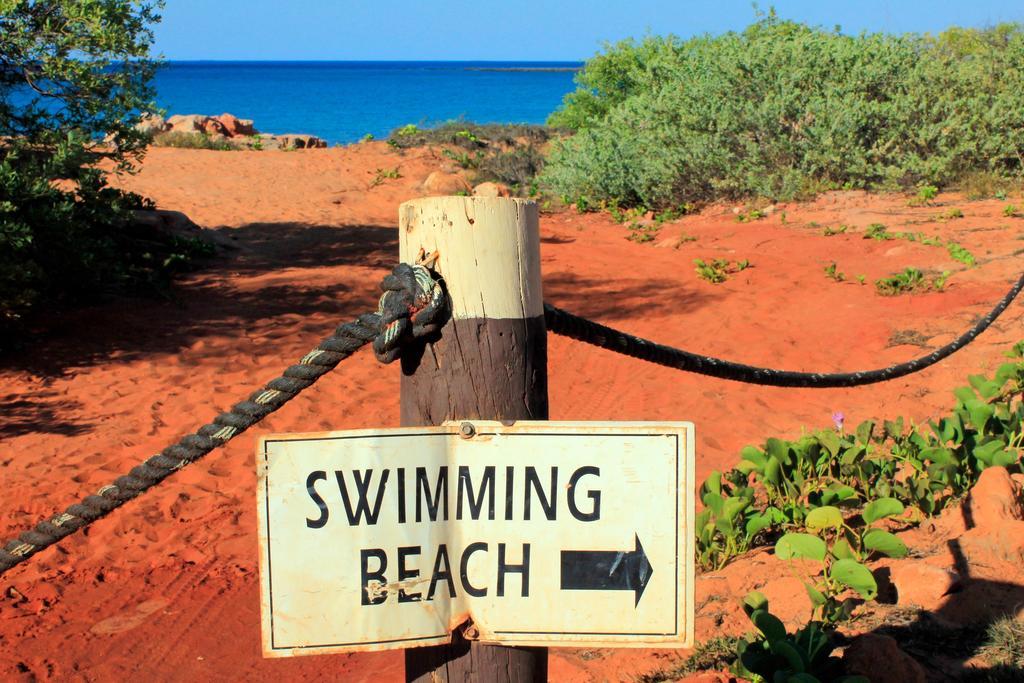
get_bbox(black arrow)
[560,534,653,606]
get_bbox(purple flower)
[832,411,845,431]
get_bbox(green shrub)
[542,15,1024,209]
[152,131,235,151]
[0,1,190,343]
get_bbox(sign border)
[257,421,695,656]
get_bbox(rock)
[166,114,209,133]
[201,118,228,136]
[275,134,326,149]
[217,113,256,137]
[888,561,959,610]
[967,467,1024,529]
[134,113,168,137]
[422,171,471,195]
[843,634,926,683]
[473,181,511,198]
[960,519,1024,565]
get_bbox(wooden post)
[398,196,548,682]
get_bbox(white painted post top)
[399,197,544,321]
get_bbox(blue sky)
[155,1,1024,61]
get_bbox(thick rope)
[0,263,444,575]
[545,271,1024,387]
[3,260,1021,576]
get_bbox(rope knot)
[372,262,446,363]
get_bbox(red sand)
[1,144,1022,681]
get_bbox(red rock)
[202,118,227,136]
[217,113,256,137]
[473,181,511,198]
[422,171,471,195]
[960,519,1024,565]
[166,114,208,133]
[843,634,926,683]
[966,466,1024,529]
[888,560,958,610]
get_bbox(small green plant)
[1005,204,1020,218]
[776,497,907,624]
[874,268,948,295]
[937,207,964,221]
[947,241,977,266]
[908,184,939,207]
[454,129,480,143]
[863,223,893,240]
[626,222,659,243]
[694,258,750,284]
[370,166,402,187]
[821,225,848,237]
[394,123,419,137]
[360,133,375,142]
[737,207,767,223]
[995,190,1008,200]
[732,592,864,683]
[856,274,866,284]
[824,262,845,282]
[250,134,263,151]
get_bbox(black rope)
[3,256,1020,577]
[0,263,445,575]
[544,271,1024,388]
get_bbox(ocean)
[153,61,582,145]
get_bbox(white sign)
[256,421,694,657]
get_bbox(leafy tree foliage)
[543,15,1024,209]
[0,1,189,341]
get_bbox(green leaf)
[775,533,827,561]
[702,470,722,496]
[954,386,978,405]
[831,537,858,560]
[817,429,840,458]
[840,444,865,465]
[920,446,954,466]
[766,438,791,465]
[829,559,878,599]
[862,497,904,524]
[751,608,787,644]
[995,362,1019,385]
[862,528,908,558]
[764,456,783,485]
[969,374,1001,400]
[964,399,995,432]
[740,445,767,468]
[702,492,724,517]
[804,582,827,607]
[805,506,844,531]
[974,440,1009,466]
[743,590,768,615]
[855,420,875,444]
[770,640,807,673]
[745,513,771,537]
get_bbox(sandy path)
[1,144,1022,681]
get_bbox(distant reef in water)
[465,66,580,72]
[139,113,328,150]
